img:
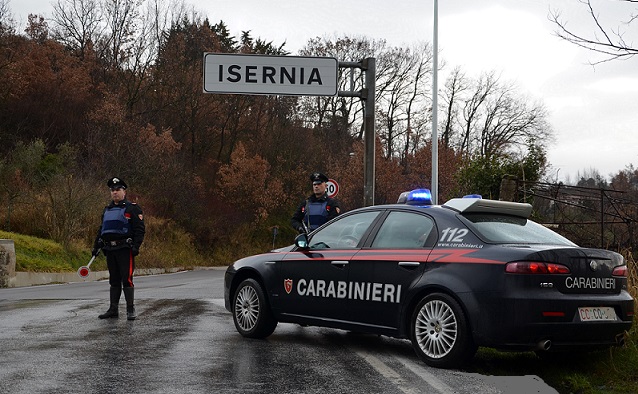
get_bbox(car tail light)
[505,261,570,274]
[612,265,628,277]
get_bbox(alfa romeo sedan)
[224,190,634,368]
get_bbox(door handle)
[398,261,421,268]
[331,260,349,267]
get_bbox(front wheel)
[232,278,277,338]
[410,293,476,369]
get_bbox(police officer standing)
[93,177,145,320]
[291,172,341,233]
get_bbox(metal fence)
[500,177,638,253]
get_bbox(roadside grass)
[470,325,638,393]
[0,230,88,272]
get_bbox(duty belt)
[106,238,131,247]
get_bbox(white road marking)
[394,353,458,394]
[354,349,421,394]
[353,347,460,394]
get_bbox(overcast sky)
[8,0,638,183]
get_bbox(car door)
[348,210,436,330]
[276,211,381,323]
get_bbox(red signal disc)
[78,267,89,278]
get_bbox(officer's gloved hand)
[91,247,100,257]
[131,247,139,256]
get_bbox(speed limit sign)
[326,179,339,198]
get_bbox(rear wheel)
[410,293,476,368]
[232,278,277,338]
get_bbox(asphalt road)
[0,269,558,394]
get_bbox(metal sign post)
[338,58,376,207]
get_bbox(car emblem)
[284,279,293,294]
[589,260,598,271]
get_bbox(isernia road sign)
[203,53,338,96]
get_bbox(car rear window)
[461,213,576,246]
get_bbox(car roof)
[354,198,533,219]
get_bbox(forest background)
[1,0,637,269]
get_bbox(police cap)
[310,172,329,183]
[107,177,127,189]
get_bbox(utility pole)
[431,0,439,204]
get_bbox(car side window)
[371,211,435,248]
[309,211,380,249]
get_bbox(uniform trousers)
[106,247,135,288]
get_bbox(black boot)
[99,286,121,319]
[123,287,136,320]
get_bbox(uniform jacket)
[94,199,145,252]
[291,193,341,232]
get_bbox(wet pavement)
[0,269,558,394]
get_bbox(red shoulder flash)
[326,205,331,211]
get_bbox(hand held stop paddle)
[77,254,97,278]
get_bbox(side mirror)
[294,233,309,249]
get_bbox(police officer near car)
[291,172,341,233]
[93,177,145,320]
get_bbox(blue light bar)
[463,194,482,199]
[398,189,432,205]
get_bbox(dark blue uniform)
[95,199,145,288]
[94,177,145,320]
[291,193,340,232]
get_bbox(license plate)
[578,307,617,322]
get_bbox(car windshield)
[308,211,380,249]
[462,213,577,246]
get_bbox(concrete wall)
[0,239,16,288]
[11,268,186,287]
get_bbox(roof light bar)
[397,189,433,205]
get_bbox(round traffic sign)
[326,179,339,198]
[78,266,90,278]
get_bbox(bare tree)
[100,0,138,69]
[550,0,638,64]
[459,71,498,156]
[51,0,104,59]
[376,42,432,161]
[298,35,433,162]
[116,0,188,113]
[440,67,468,150]
[444,71,551,161]
[0,0,15,35]
[297,35,386,139]
[478,85,549,160]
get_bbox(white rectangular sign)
[203,53,338,96]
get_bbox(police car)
[224,190,634,368]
